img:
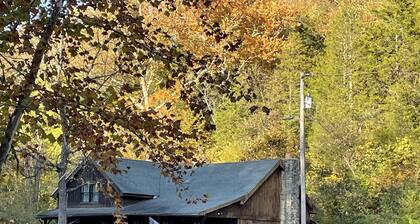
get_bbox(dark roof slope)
[38,158,281,218]
[50,159,161,198]
[104,159,161,197]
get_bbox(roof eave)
[198,197,244,216]
[120,193,155,199]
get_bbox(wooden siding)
[66,164,113,208]
[63,217,238,224]
[207,168,281,222]
[238,220,278,224]
[122,217,237,224]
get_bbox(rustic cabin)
[37,158,314,224]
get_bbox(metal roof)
[104,159,161,197]
[38,158,281,219]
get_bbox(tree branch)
[0,0,64,174]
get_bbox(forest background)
[0,0,418,223]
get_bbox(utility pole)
[299,72,308,224]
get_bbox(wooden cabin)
[38,158,314,224]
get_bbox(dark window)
[81,184,89,202]
[81,183,99,203]
[90,183,99,202]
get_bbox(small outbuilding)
[38,158,314,224]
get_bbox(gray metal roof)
[38,159,281,219]
[104,159,161,197]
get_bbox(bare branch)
[0,54,26,77]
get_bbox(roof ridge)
[204,158,280,165]
[116,158,280,166]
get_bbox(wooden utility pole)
[299,72,307,224]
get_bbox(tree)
[308,0,419,223]
[0,0,64,173]
[0,134,57,224]
[0,0,246,223]
[147,0,302,62]
[0,0,245,176]
[206,13,324,162]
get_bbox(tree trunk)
[57,108,71,224]
[57,171,68,224]
[0,0,63,174]
[140,68,153,110]
[140,78,149,110]
[32,158,42,211]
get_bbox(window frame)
[80,182,99,203]
[90,183,99,203]
[81,183,90,203]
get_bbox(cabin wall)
[237,220,278,224]
[207,168,281,222]
[67,216,115,224]
[64,216,237,224]
[66,164,113,208]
